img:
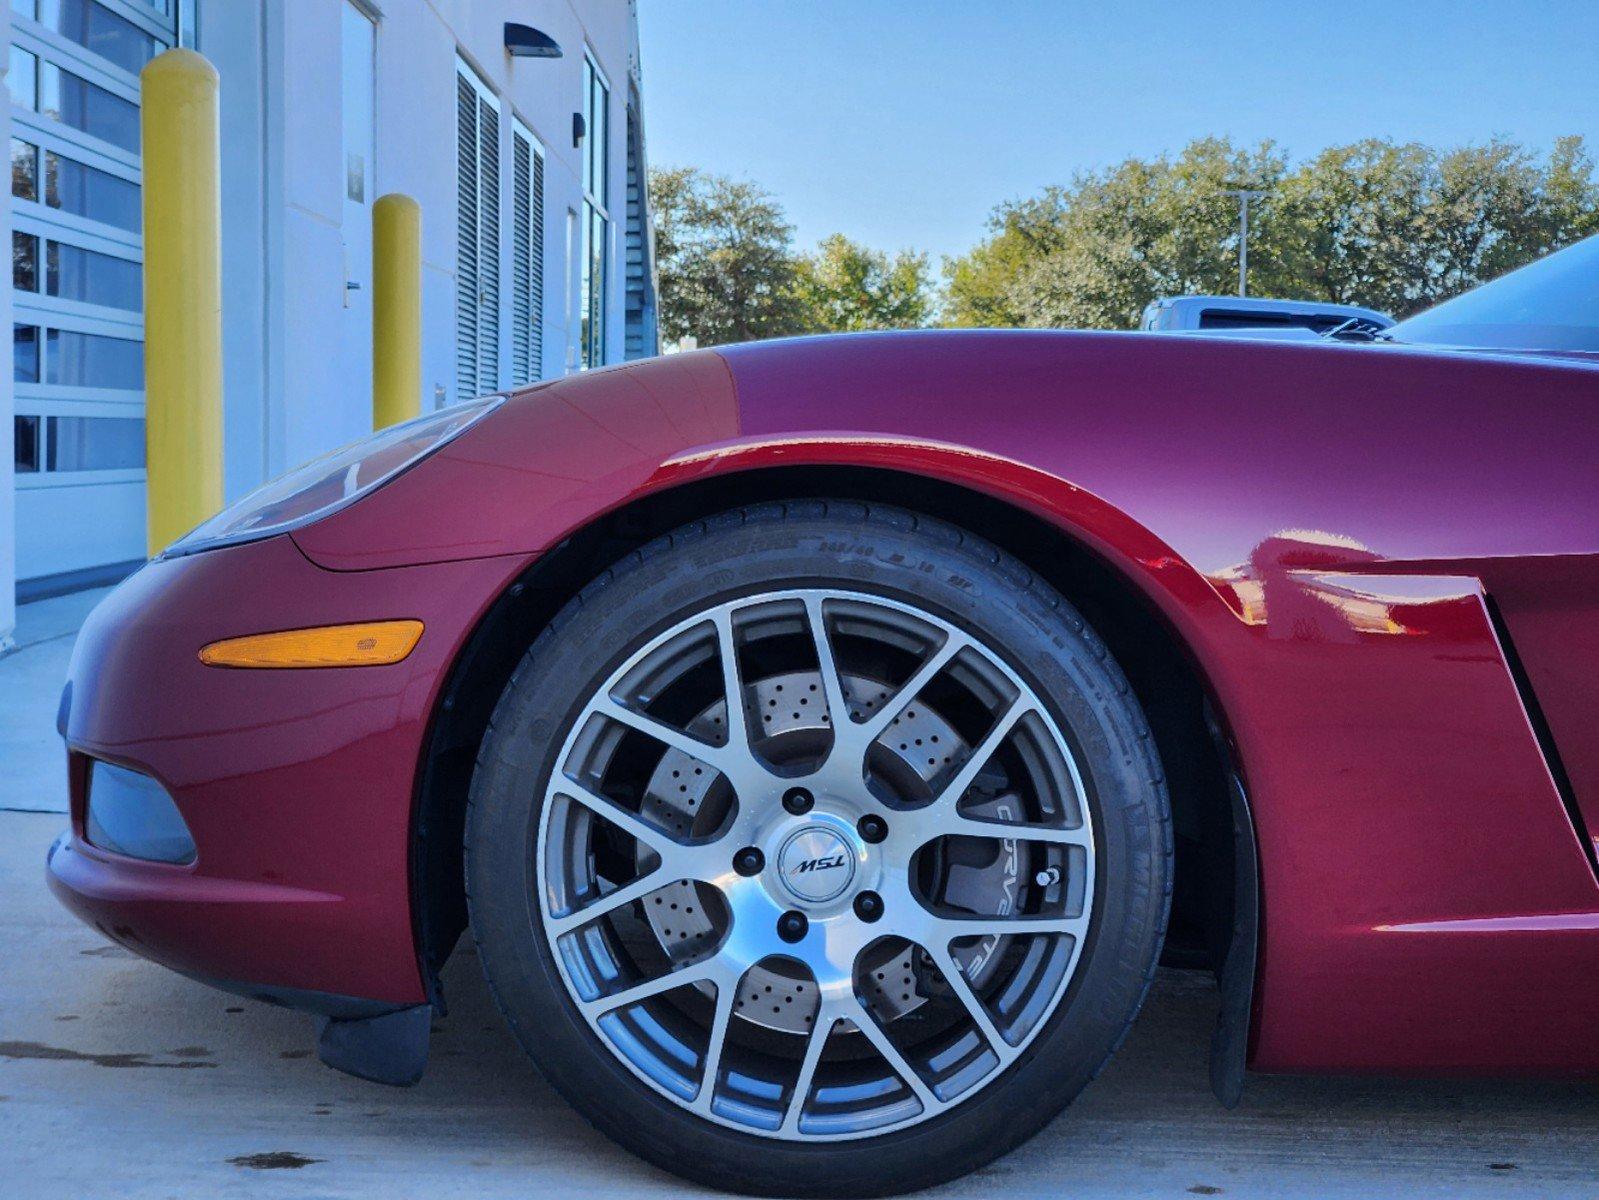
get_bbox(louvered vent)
[510,124,545,386]
[455,60,503,401]
[475,95,500,393]
[455,69,480,400]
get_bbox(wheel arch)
[412,457,1257,1079]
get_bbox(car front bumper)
[46,532,527,1014]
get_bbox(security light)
[504,23,561,58]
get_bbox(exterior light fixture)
[505,23,562,59]
[198,620,425,669]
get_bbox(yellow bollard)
[140,48,223,557]
[372,194,422,429]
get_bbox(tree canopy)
[791,234,934,333]
[650,166,807,346]
[650,167,936,346]
[652,139,1599,345]
[944,135,1599,329]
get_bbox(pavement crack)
[0,1041,218,1070]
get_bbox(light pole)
[1223,187,1267,297]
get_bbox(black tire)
[465,501,1171,1197]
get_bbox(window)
[583,58,607,207]
[1391,232,1599,353]
[340,2,372,205]
[11,137,38,199]
[39,60,140,152]
[44,148,140,231]
[583,204,605,367]
[9,44,39,108]
[13,234,139,308]
[509,118,544,386]
[11,407,145,474]
[46,241,142,309]
[15,414,41,473]
[455,58,500,400]
[46,415,144,470]
[32,0,165,75]
[580,55,609,369]
[45,327,143,388]
[14,231,39,291]
[11,0,172,581]
[13,324,40,381]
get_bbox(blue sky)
[638,1,1599,264]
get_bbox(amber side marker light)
[198,620,424,669]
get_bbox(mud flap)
[1209,767,1258,1108]
[317,1004,432,1086]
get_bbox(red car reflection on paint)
[48,237,1599,1197]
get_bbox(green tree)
[791,234,935,332]
[947,135,1599,328]
[1271,137,1591,314]
[949,138,1289,329]
[1427,139,1547,298]
[1541,136,1599,249]
[650,166,807,346]
[1264,139,1436,313]
[943,189,1073,327]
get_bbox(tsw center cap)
[778,825,857,903]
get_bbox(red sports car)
[49,236,1599,1196]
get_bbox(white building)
[1,0,657,649]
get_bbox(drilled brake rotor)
[638,669,1020,1033]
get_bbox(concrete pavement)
[0,585,111,816]
[1,585,1595,1197]
[3,804,1596,1196]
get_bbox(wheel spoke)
[921,943,1017,1065]
[803,595,852,737]
[548,869,675,937]
[945,813,1092,848]
[842,996,942,1115]
[854,634,965,746]
[691,975,739,1116]
[931,912,1089,941]
[596,695,731,774]
[929,694,1031,812]
[554,778,697,875]
[583,960,718,1018]
[712,609,751,756]
[780,1015,835,1134]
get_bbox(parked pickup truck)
[1141,294,1394,338]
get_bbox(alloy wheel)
[537,589,1096,1140]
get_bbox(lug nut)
[857,814,888,843]
[733,846,765,877]
[853,891,884,922]
[782,787,814,815]
[777,910,809,943]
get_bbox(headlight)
[161,397,502,558]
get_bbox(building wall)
[1,0,655,645]
[231,0,651,483]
